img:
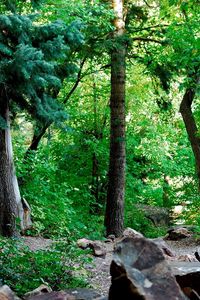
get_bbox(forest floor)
[22,235,200,297]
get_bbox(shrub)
[0,237,89,296]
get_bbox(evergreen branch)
[10,93,35,117]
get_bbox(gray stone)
[77,239,91,250]
[89,241,106,258]
[77,239,106,258]
[0,285,21,300]
[151,237,175,258]
[166,227,192,240]
[169,261,200,298]
[122,228,144,239]
[24,285,52,299]
[135,204,170,226]
[109,237,188,300]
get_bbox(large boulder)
[151,237,175,258]
[0,285,21,300]
[122,228,144,239]
[165,227,192,241]
[135,204,170,226]
[108,236,188,300]
[169,261,200,298]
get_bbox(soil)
[22,234,200,297]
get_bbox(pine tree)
[0,1,83,236]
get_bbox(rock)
[195,251,200,262]
[27,291,75,300]
[122,228,144,238]
[77,239,91,250]
[24,285,52,299]
[177,255,198,262]
[135,204,171,226]
[65,288,102,299]
[108,237,187,300]
[89,241,106,258]
[169,261,200,298]
[151,237,175,258]
[165,227,192,240]
[104,239,113,243]
[77,239,106,257]
[107,235,115,242]
[0,285,21,300]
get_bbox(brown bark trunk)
[91,152,100,211]
[180,88,200,190]
[0,97,19,237]
[105,0,126,237]
[24,121,51,160]
[163,175,171,207]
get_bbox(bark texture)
[105,0,126,237]
[0,97,18,236]
[180,88,200,190]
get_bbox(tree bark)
[180,88,200,190]
[24,121,51,160]
[105,0,126,237]
[0,97,19,237]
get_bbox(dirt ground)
[22,234,200,297]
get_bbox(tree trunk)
[163,175,171,207]
[180,88,200,190]
[105,0,126,237]
[0,97,19,237]
[24,121,51,160]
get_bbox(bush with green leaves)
[0,237,89,296]
[125,206,168,238]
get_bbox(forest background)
[0,0,200,296]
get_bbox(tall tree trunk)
[180,88,200,190]
[0,97,20,237]
[105,0,126,237]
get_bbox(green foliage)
[1,0,200,292]
[125,206,167,238]
[0,4,84,125]
[0,237,88,296]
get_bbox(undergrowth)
[0,237,90,296]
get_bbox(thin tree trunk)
[24,121,51,160]
[163,175,170,207]
[180,88,200,190]
[91,77,99,209]
[105,0,126,237]
[0,97,19,237]
[24,58,87,159]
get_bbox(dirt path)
[85,236,200,296]
[23,236,53,251]
[22,235,200,297]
